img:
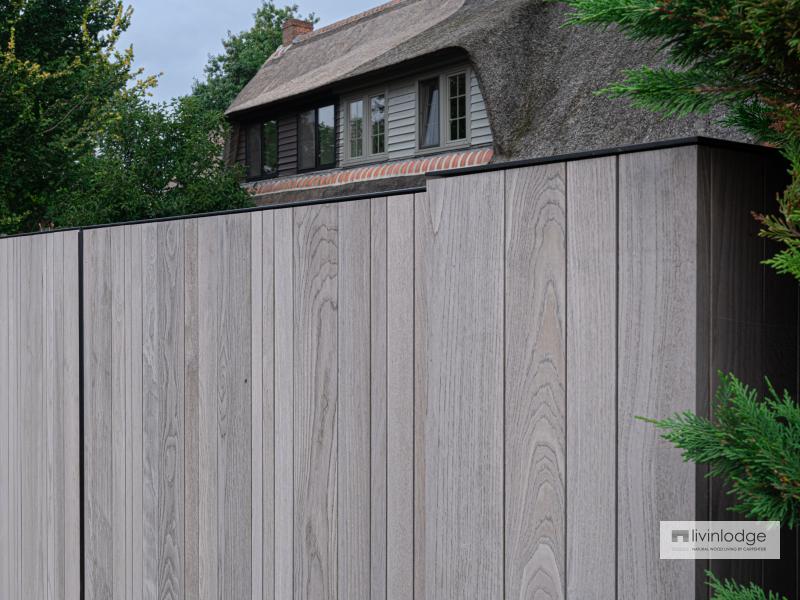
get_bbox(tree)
[559,1,800,597]
[50,94,250,227]
[190,2,315,115]
[0,0,253,235]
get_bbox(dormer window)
[418,69,471,150]
[344,90,387,162]
[299,104,336,171]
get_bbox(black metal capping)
[0,137,779,241]
[77,229,85,599]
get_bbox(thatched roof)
[226,0,744,161]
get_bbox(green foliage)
[0,0,252,234]
[50,95,250,226]
[190,2,315,114]
[561,0,800,282]
[641,373,800,528]
[707,571,789,600]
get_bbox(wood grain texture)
[260,211,276,600]
[505,163,567,600]
[565,157,616,599]
[338,200,371,600]
[251,213,264,600]
[0,238,10,600]
[85,228,114,600]
[618,147,698,599]
[183,219,200,600]
[274,208,295,600]
[196,214,253,599]
[370,197,388,600]
[111,228,127,600]
[293,203,339,600]
[386,194,414,600]
[415,173,504,600]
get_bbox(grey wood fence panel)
[293,203,338,600]
[338,200,372,600]
[415,173,504,599]
[618,146,698,599]
[0,233,78,600]
[370,197,388,600]
[85,228,114,599]
[565,157,617,599]
[505,163,567,600]
[386,194,414,600]
[273,207,295,600]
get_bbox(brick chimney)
[282,19,313,46]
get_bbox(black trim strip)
[427,136,780,179]
[77,229,85,599]
[0,186,427,239]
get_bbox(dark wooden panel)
[278,115,298,176]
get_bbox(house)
[225,0,740,203]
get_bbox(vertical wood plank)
[370,197,388,600]
[20,235,46,599]
[111,228,127,600]
[566,157,616,598]
[251,213,264,600]
[261,211,276,600]
[124,226,144,600]
[183,219,200,600]
[505,163,567,600]
[196,217,218,600]
[415,173,504,599]
[274,208,294,600]
[386,194,414,600]
[618,147,698,599]
[63,232,81,600]
[85,229,113,599]
[156,221,184,600]
[338,200,371,600]
[0,239,9,600]
[9,237,19,600]
[218,214,252,599]
[141,222,159,600]
[294,203,338,600]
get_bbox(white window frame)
[342,86,389,165]
[415,66,473,154]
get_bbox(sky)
[119,0,379,104]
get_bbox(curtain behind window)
[419,78,440,148]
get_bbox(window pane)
[245,122,261,178]
[298,109,315,170]
[349,100,364,158]
[447,73,467,141]
[262,120,278,176]
[419,77,440,148]
[371,95,385,154]
[317,104,335,167]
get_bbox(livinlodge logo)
[660,521,780,560]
